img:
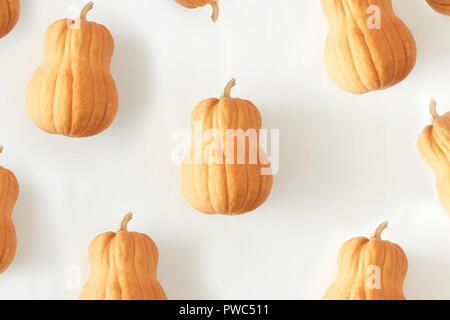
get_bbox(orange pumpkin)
[321,0,417,94]
[0,0,20,39]
[427,0,450,15]
[0,146,19,274]
[80,213,167,300]
[175,0,220,22]
[26,2,118,138]
[180,79,273,215]
[417,99,450,215]
[323,222,408,300]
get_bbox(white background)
[0,0,449,300]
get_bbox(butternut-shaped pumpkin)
[0,0,19,39]
[26,2,118,138]
[417,99,450,215]
[323,222,408,300]
[80,213,167,300]
[0,146,19,274]
[175,0,220,22]
[427,0,450,15]
[321,0,417,94]
[180,79,273,215]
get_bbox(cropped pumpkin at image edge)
[79,213,167,300]
[0,147,19,275]
[0,0,20,39]
[427,0,450,15]
[175,0,220,22]
[26,2,118,138]
[323,222,408,300]
[321,0,417,94]
[180,79,273,216]
[417,100,450,216]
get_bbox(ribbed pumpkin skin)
[26,4,118,138]
[427,0,450,15]
[323,223,408,300]
[0,163,19,274]
[180,80,273,215]
[80,214,167,300]
[175,0,214,8]
[418,100,450,215]
[0,0,20,39]
[321,0,417,94]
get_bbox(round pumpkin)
[79,213,168,300]
[427,0,450,15]
[175,0,220,22]
[417,99,450,215]
[0,0,20,39]
[180,79,273,215]
[0,146,19,274]
[26,2,118,138]
[323,222,408,300]
[321,0,417,94]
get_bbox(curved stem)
[118,212,133,232]
[210,0,220,23]
[222,78,236,98]
[80,1,94,20]
[430,99,440,122]
[0,146,3,154]
[371,221,389,240]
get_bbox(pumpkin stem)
[118,212,133,232]
[80,2,94,20]
[371,221,389,240]
[222,78,236,98]
[210,0,220,23]
[430,99,440,122]
[0,146,3,154]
